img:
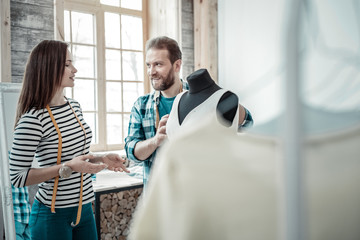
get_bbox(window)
[58,0,147,151]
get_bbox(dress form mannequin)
[178,68,238,127]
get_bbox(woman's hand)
[66,155,107,174]
[101,154,130,173]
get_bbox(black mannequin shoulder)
[217,91,238,126]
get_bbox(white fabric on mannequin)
[129,115,280,240]
[129,113,360,239]
[166,88,239,140]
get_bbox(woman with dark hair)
[9,40,129,240]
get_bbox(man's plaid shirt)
[12,185,31,223]
[125,80,253,189]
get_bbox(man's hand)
[153,114,169,147]
[133,114,170,161]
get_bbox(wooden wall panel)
[147,0,180,41]
[10,0,54,83]
[1,0,11,83]
[194,0,218,82]
[181,0,194,80]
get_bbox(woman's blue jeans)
[29,199,97,240]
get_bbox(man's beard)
[151,67,175,91]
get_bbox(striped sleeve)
[10,112,43,187]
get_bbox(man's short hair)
[146,36,182,64]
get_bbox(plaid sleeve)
[239,107,254,129]
[125,101,145,162]
[12,185,31,224]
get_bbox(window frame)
[55,0,149,152]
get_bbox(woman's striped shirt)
[9,98,94,208]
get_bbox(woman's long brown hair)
[14,40,69,128]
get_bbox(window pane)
[83,112,98,144]
[106,82,122,112]
[101,0,120,7]
[122,51,144,81]
[73,79,96,111]
[64,1,145,150]
[123,82,143,112]
[64,11,70,42]
[105,12,120,48]
[121,15,143,50]
[73,45,96,78]
[105,49,121,80]
[107,114,122,144]
[71,12,94,44]
[123,113,130,141]
[121,0,142,10]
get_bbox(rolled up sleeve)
[125,104,145,163]
[239,107,254,130]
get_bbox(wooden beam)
[142,0,150,93]
[0,0,11,82]
[54,0,65,41]
[147,0,180,41]
[194,0,218,82]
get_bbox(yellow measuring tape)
[46,102,87,227]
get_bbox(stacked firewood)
[99,188,143,240]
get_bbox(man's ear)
[173,59,182,73]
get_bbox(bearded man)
[125,36,187,190]
[125,36,253,191]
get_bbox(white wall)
[218,1,360,239]
[218,0,360,131]
[218,0,287,125]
